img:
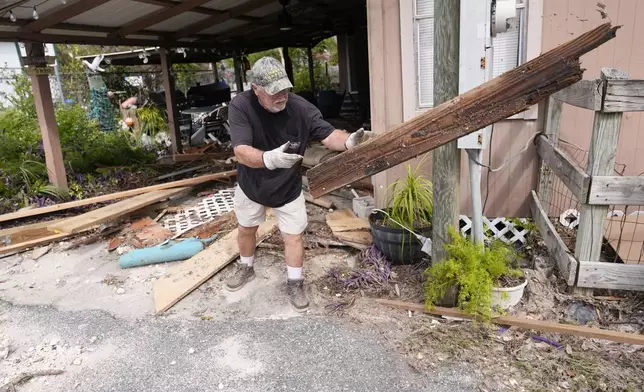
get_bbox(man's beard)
[265,101,287,113]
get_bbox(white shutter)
[414,0,434,108]
[492,31,519,78]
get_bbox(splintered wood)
[326,209,372,249]
[307,23,619,198]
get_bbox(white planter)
[491,278,527,310]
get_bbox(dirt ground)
[1,199,643,391]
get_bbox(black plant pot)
[368,209,432,265]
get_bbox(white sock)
[287,266,303,280]
[240,255,254,267]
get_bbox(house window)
[412,0,527,111]
[414,0,434,109]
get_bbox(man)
[227,56,373,312]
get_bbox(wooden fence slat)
[604,79,644,112]
[535,135,590,202]
[529,191,578,286]
[551,79,602,110]
[577,261,644,291]
[575,69,628,280]
[587,176,644,205]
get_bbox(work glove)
[262,142,303,170]
[345,128,376,150]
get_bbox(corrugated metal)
[66,0,163,28]
[200,18,248,35]
[149,11,210,32]
[203,0,253,12]
[245,1,284,18]
[415,16,433,107]
[492,29,519,78]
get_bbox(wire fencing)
[540,139,643,265]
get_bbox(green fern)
[424,227,523,323]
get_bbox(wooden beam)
[577,261,644,291]
[575,69,628,290]
[21,0,113,33]
[113,0,212,37]
[376,299,644,345]
[49,188,188,234]
[587,176,644,205]
[603,79,644,112]
[0,31,222,49]
[283,46,294,84]
[551,79,602,111]
[0,170,237,224]
[153,217,278,313]
[159,48,182,154]
[171,0,274,40]
[25,43,67,191]
[529,190,578,286]
[536,97,563,210]
[306,23,620,198]
[535,135,590,202]
[431,0,461,264]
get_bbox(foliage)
[137,105,167,136]
[424,227,524,322]
[0,69,36,116]
[384,160,433,230]
[0,68,156,212]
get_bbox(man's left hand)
[344,128,376,150]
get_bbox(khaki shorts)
[233,184,308,235]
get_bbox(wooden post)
[233,55,244,93]
[25,42,68,191]
[282,46,294,84]
[536,97,563,213]
[431,0,460,263]
[307,45,316,94]
[159,48,182,154]
[213,62,219,81]
[574,68,627,294]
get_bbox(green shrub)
[424,227,523,322]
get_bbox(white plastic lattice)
[163,188,235,232]
[459,215,530,244]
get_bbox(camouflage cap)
[250,56,293,95]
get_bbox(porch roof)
[0,0,364,52]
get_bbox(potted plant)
[423,227,527,322]
[368,161,433,264]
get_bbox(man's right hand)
[262,142,303,170]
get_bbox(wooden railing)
[532,67,644,292]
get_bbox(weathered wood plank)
[604,79,644,112]
[577,261,644,291]
[575,69,627,280]
[0,170,237,224]
[530,191,578,286]
[376,299,644,345]
[536,97,563,210]
[307,23,619,198]
[535,135,590,201]
[551,79,602,110]
[153,218,277,313]
[587,176,644,205]
[49,188,189,234]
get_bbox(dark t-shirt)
[228,90,335,208]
